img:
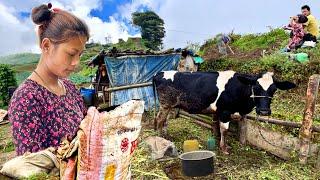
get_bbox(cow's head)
[237,72,296,116]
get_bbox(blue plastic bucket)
[80,88,95,106]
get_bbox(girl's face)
[41,36,87,78]
[292,16,299,23]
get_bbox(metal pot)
[179,150,215,177]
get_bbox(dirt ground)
[201,45,265,62]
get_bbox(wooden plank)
[106,82,153,92]
[299,74,320,164]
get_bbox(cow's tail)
[152,76,158,130]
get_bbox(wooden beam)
[299,74,320,164]
[106,82,152,92]
[180,110,320,132]
[245,115,320,132]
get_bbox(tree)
[132,11,165,51]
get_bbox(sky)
[0,0,320,56]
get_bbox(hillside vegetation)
[0,53,40,65]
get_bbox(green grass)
[232,28,288,52]
[22,172,59,180]
[0,124,14,153]
[69,72,92,85]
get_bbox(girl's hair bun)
[31,3,53,25]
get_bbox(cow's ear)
[275,81,296,90]
[237,75,257,85]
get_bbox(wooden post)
[299,74,320,164]
[316,145,320,169]
[239,118,247,145]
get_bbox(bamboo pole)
[299,74,320,164]
[226,43,235,54]
[106,82,152,92]
[179,111,213,124]
[179,114,213,129]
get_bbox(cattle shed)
[102,48,181,110]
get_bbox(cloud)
[0,0,141,56]
[0,2,39,56]
[2,0,320,55]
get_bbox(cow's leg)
[219,121,230,154]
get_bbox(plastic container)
[183,140,199,153]
[207,137,216,151]
[179,150,215,177]
[80,88,95,107]
[296,53,309,63]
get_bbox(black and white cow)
[152,70,296,154]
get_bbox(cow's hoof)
[226,145,232,150]
[220,146,230,155]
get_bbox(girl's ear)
[41,38,52,53]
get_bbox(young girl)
[284,14,308,52]
[8,3,90,155]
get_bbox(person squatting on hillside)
[216,34,231,55]
[8,3,89,155]
[283,14,308,52]
[301,5,319,42]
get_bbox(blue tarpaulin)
[105,53,181,110]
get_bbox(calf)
[152,70,296,154]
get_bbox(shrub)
[199,53,320,85]
[0,64,17,108]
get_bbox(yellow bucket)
[183,140,199,153]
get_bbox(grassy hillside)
[0,53,40,65]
